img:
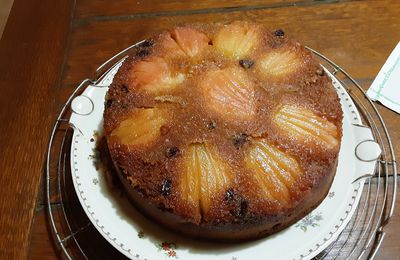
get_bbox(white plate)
[69,60,380,260]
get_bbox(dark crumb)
[317,68,325,76]
[105,98,115,108]
[118,165,128,176]
[239,59,254,69]
[160,125,170,135]
[225,188,235,201]
[206,120,217,129]
[208,40,213,45]
[234,200,249,218]
[157,203,173,212]
[121,84,129,93]
[134,185,147,196]
[274,29,285,37]
[165,146,180,158]
[272,223,282,230]
[240,200,248,215]
[137,230,145,238]
[161,179,172,196]
[136,49,151,58]
[141,39,154,47]
[233,133,249,148]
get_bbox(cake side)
[112,154,338,241]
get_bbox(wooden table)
[0,0,399,259]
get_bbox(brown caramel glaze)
[103,21,343,241]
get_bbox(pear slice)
[199,67,255,121]
[245,139,303,204]
[259,49,301,78]
[131,56,185,93]
[214,21,259,59]
[110,107,168,146]
[158,34,187,57]
[171,27,210,57]
[273,105,339,149]
[180,143,232,215]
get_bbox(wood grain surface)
[0,0,398,259]
[76,0,331,18]
[63,1,400,90]
[0,0,74,258]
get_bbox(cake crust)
[103,21,343,241]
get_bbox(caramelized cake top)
[104,21,343,225]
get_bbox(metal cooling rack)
[45,43,397,260]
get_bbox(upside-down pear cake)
[103,21,343,241]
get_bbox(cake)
[103,21,343,241]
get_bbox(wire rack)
[45,42,397,260]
